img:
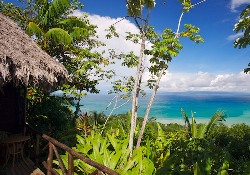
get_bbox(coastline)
[156,116,250,126]
[76,92,250,126]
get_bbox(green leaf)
[191,112,197,137]
[26,22,44,38]
[46,28,72,44]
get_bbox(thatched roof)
[0,13,67,91]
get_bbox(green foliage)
[33,111,249,175]
[156,133,230,175]
[75,111,106,137]
[181,109,225,139]
[1,0,114,119]
[41,0,70,26]
[27,92,73,138]
[179,0,192,12]
[56,132,155,175]
[234,5,250,49]
[207,123,250,174]
[154,110,229,175]
[12,0,114,123]
[106,25,120,39]
[181,24,204,43]
[101,113,132,139]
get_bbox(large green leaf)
[45,28,72,45]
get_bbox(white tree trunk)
[136,68,165,149]
[128,35,146,156]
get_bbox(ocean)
[78,92,250,125]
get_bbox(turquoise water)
[79,92,250,125]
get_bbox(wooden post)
[42,134,120,175]
[68,153,74,175]
[52,145,67,175]
[47,142,53,175]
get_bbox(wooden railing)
[25,123,120,175]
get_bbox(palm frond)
[42,0,70,26]
[197,124,207,138]
[26,22,44,38]
[181,108,191,136]
[157,123,165,141]
[205,110,225,136]
[70,27,89,41]
[46,28,72,45]
[191,112,197,138]
[58,18,87,29]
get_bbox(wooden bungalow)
[0,13,119,175]
[0,13,67,134]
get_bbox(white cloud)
[227,32,244,41]
[71,10,250,93]
[72,10,141,54]
[71,10,143,77]
[158,71,250,92]
[230,0,250,12]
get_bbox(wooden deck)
[0,158,44,175]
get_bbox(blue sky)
[81,0,249,72]
[78,0,250,92]
[4,0,250,92]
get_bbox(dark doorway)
[0,83,25,134]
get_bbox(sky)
[78,0,250,93]
[4,0,250,93]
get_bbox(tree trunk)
[128,35,146,155]
[136,68,165,149]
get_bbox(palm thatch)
[0,13,67,91]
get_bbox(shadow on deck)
[0,158,44,175]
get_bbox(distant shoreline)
[156,117,250,126]
[65,92,250,126]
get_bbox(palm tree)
[25,0,92,54]
[1,0,112,120]
[181,108,226,139]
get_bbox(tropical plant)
[0,0,114,119]
[155,109,229,175]
[181,108,226,139]
[75,111,106,137]
[55,132,155,175]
